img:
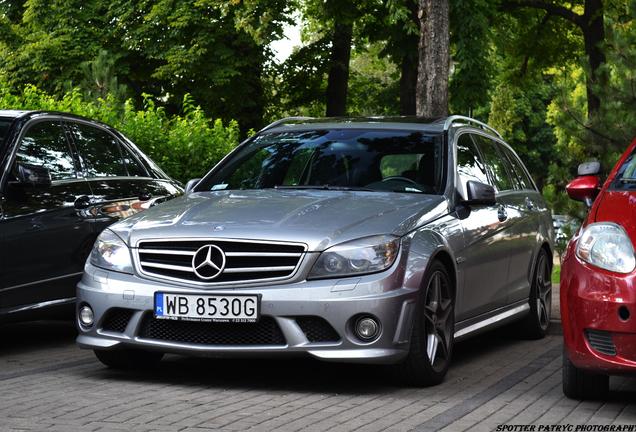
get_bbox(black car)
[0,110,182,321]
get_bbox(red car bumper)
[561,249,636,375]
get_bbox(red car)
[561,140,636,399]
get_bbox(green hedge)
[0,85,240,183]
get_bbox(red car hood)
[594,190,636,243]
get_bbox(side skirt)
[454,300,530,342]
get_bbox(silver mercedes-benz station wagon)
[77,116,554,385]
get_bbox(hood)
[110,189,449,251]
[594,190,636,243]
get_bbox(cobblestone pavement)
[0,320,634,432]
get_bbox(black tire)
[395,260,454,386]
[94,348,164,370]
[519,248,552,339]
[562,349,609,399]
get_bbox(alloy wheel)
[423,270,453,372]
[536,253,552,330]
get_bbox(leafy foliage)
[0,84,239,183]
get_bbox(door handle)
[525,197,535,210]
[497,205,508,222]
[74,195,91,210]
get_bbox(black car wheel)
[396,260,454,386]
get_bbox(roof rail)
[258,116,314,133]
[443,115,502,139]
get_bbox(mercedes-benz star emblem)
[192,244,226,280]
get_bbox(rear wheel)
[562,349,609,399]
[520,248,552,339]
[94,348,164,370]
[395,261,454,386]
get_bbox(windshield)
[0,118,13,149]
[612,147,636,190]
[197,129,445,194]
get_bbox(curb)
[548,319,563,335]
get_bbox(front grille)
[296,316,340,343]
[586,329,617,356]
[138,314,287,346]
[101,308,135,333]
[136,239,306,285]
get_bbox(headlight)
[89,229,134,274]
[576,222,636,274]
[308,235,400,279]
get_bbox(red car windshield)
[611,146,636,190]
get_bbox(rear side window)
[14,121,76,181]
[456,134,489,185]
[475,136,515,192]
[0,118,13,146]
[500,145,535,190]
[69,123,127,177]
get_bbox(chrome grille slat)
[223,266,296,273]
[224,252,301,258]
[136,238,306,286]
[140,249,196,256]
[140,262,194,272]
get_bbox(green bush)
[0,85,240,183]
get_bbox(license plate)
[154,293,260,323]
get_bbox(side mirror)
[566,175,600,208]
[16,163,52,187]
[577,161,600,176]
[462,180,496,206]
[185,178,201,194]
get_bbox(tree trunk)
[400,54,418,115]
[416,0,450,118]
[582,0,605,118]
[325,21,353,117]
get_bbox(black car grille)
[296,316,340,343]
[585,329,617,356]
[101,308,135,333]
[138,314,287,346]
[136,239,305,285]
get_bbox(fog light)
[79,305,94,327]
[355,316,380,341]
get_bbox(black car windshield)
[0,118,13,149]
[197,129,445,194]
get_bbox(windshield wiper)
[274,185,375,192]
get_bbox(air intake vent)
[136,239,306,286]
[101,308,135,333]
[296,316,340,343]
[585,329,617,356]
[138,314,287,346]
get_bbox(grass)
[552,264,561,284]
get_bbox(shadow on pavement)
[0,320,76,355]
[80,326,539,395]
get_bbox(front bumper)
[76,262,419,364]
[561,251,636,374]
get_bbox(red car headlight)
[576,222,636,274]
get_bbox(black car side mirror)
[462,180,496,206]
[185,178,201,194]
[16,163,52,187]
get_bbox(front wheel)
[94,348,164,370]
[562,349,609,399]
[395,261,454,386]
